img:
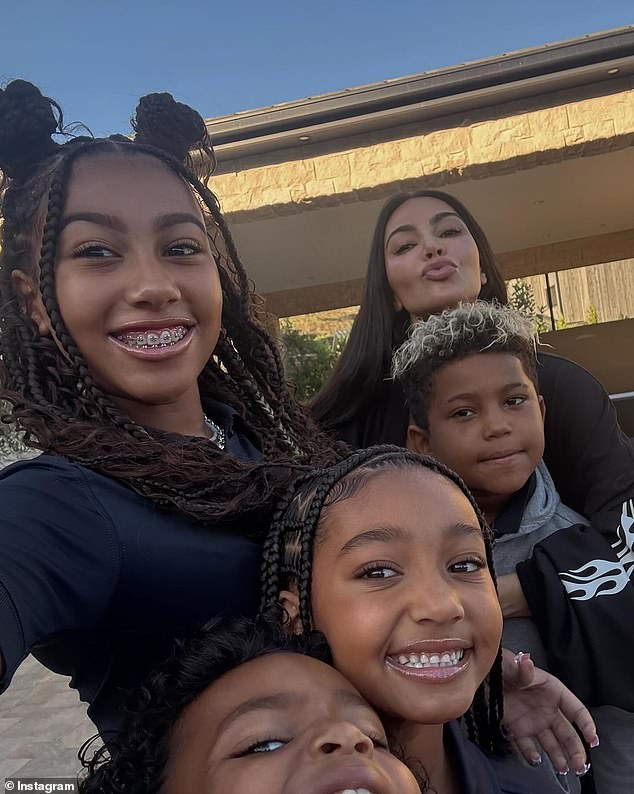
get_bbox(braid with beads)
[260,445,507,755]
[0,81,343,532]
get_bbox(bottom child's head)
[261,447,505,753]
[393,302,546,522]
[80,612,420,794]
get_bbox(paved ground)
[0,656,95,781]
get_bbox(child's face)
[163,652,420,794]
[409,352,545,513]
[309,467,502,727]
[51,153,222,416]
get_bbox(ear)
[278,589,302,635]
[538,394,546,423]
[480,271,488,286]
[407,423,432,454]
[11,270,50,336]
[393,296,403,312]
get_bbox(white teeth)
[338,789,373,794]
[393,649,465,668]
[116,326,188,349]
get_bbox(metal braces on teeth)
[117,326,188,349]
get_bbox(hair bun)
[0,80,61,181]
[132,92,213,169]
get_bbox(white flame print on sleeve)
[559,499,634,601]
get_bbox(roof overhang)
[207,26,634,161]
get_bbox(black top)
[446,721,566,793]
[0,400,262,733]
[490,474,536,537]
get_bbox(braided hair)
[0,80,342,530]
[78,610,332,794]
[260,445,507,755]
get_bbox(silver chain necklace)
[203,414,226,450]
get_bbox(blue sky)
[3,1,633,136]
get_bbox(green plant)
[330,329,350,357]
[279,322,338,402]
[585,303,599,325]
[509,278,536,316]
[555,316,568,331]
[508,278,549,332]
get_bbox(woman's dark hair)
[0,80,341,529]
[79,610,331,794]
[311,190,508,432]
[260,445,507,756]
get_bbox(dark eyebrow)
[338,525,408,557]
[339,522,481,557]
[218,688,373,733]
[430,211,461,224]
[154,212,206,233]
[445,382,528,404]
[446,391,476,404]
[59,212,126,233]
[58,211,206,235]
[385,211,461,246]
[218,692,303,733]
[445,522,482,540]
[385,223,416,246]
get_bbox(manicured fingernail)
[530,754,542,766]
[576,763,591,777]
[514,651,530,664]
[590,735,600,748]
[557,767,570,776]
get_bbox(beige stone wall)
[211,84,634,222]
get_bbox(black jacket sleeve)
[516,356,634,709]
[516,503,634,709]
[539,352,634,519]
[0,457,119,691]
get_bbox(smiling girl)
[0,80,338,733]
[260,447,592,794]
